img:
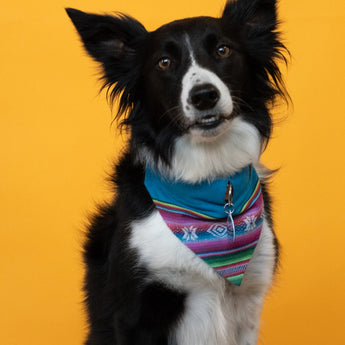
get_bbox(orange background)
[1,0,345,344]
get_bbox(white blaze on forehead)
[181,35,233,120]
[184,35,196,64]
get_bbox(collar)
[144,165,260,219]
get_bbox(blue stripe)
[220,264,248,275]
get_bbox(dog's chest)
[129,210,276,345]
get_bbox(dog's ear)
[66,8,148,114]
[221,0,282,66]
[221,0,278,30]
[66,8,147,67]
[221,0,288,105]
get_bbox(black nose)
[189,84,220,111]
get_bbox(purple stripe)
[187,239,258,255]
[199,239,259,258]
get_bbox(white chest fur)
[129,210,276,345]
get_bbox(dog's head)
[67,0,288,182]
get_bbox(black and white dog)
[66,1,288,344]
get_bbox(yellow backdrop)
[1,0,345,344]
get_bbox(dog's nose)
[189,84,220,111]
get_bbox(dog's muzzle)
[185,84,232,130]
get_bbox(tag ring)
[224,202,234,215]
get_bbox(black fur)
[82,151,185,345]
[66,1,288,344]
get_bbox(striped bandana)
[144,165,264,286]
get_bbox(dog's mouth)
[187,114,233,131]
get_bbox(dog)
[66,1,288,344]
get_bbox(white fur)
[180,61,233,122]
[129,211,276,345]
[137,117,261,184]
[169,117,262,183]
[129,210,217,283]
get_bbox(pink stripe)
[187,237,260,254]
[154,201,213,219]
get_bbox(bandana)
[144,166,264,286]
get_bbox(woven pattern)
[154,188,263,286]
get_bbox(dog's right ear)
[66,8,148,92]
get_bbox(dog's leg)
[235,301,262,345]
[174,287,238,345]
[110,282,185,345]
[233,217,277,345]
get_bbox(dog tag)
[224,181,236,240]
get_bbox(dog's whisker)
[231,95,255,112]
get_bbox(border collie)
[66,1,288,344]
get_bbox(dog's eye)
[157,57,171,70]
[216,45,231,58]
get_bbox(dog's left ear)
[222,0,288,105]
[221,0,282,65]
[221,0,278,30]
